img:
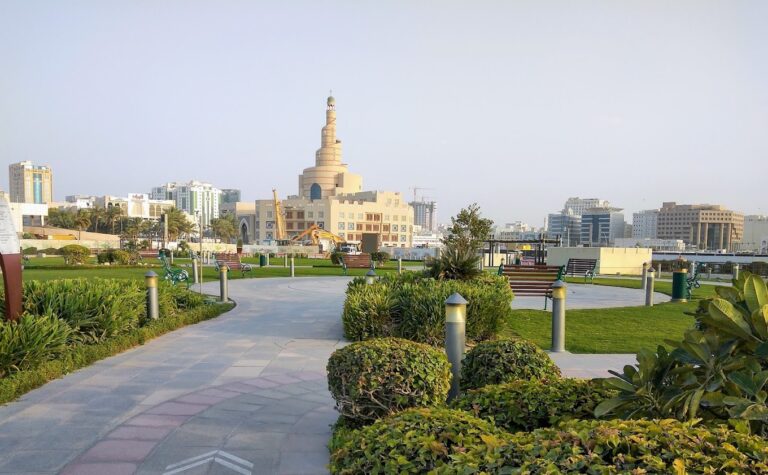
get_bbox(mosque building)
[230,95,414,248]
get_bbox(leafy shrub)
[59,244,90,265]
[160,282,206,312]
[342,273,512,345]
[40,247,61,255]
[0,314,72,378]
[97,249,136,265]
[597,272,768,436]
[16,279,144,343]
[21,247,37,256]
[501,418,768,473]
[426,244,481,280]
[370,251,389,265]
[330,251,347,265]
[460,339,561,390]
[326,338,451,425]
[452,378,615,432]
[328,408,512,474]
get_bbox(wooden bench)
[341,253,372,275]
[564,258,598,283]
[498,264,564,309]
[214,253,253,276]
[138,250,161,261]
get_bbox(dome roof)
[327,95,335,105]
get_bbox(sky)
[1,0,766,226]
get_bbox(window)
[400,235,406,242]
[339,212,345,218]
[357,213,363,220]
[348,212,354,218]
[267,211,273,218]
[384,215,390,221]
[308,211,314,218]
[310,183,322,200]
[338,222,345,230]
[393,215,399,221]
[318,211,324,218]
[348,222,354,230]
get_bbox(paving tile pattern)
[0,277,645,474]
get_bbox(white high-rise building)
[151,181,222,226]
[632,209,659,239]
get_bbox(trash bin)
[259,254,267,267]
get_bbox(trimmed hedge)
[0,302,233,404]
[342,273,512,345]
[59,244,90,265]
[327,338,451,425]
[460,338,561,390]
[502,418,768,473]
[452,378,616,433]
[328,408,512,474]
[329,411,768,473]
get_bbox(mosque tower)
[298,95,363,200]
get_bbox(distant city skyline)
[1,1,766,224]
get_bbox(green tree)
[104,205,123,235]
[74,209,92,241]
[442,203,494,253]
[163,208,194,242]
[48,208,75,229]
[210,214,237,242]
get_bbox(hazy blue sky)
[1,1,766,225]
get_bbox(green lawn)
[503,279,720,354]
[21,257,400,282]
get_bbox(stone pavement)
[512,283,669,309]
[0,277,648,475]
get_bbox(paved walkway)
[0,278,649,475]
[512,283,669,309]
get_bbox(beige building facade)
[9,161,53,204]
[657,202,743,251]
[235,96,413,247]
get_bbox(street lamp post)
[196,210,203,295]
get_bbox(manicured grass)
[504,280,720,354]
[21,261,402,282]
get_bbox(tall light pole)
[196,210,203,295]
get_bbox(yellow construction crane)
[272,189,287,241]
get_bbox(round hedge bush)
[328,408,512,474]
[326,338,451,425]
[460,338,560,390]
[452,378,616,433]
[503,418,768,473]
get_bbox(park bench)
[564,258,598,283]
[138,250,160,261]
[159,254,189,286]
[498,264,564,309]
[214,253,253,277]
[341,253,373,275]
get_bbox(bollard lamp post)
[365,269,377,285]
[550,280,566,353]
[290,256,295,277]
[733,264,740,281]
[645,268,655,307]
[642,262,649,290]
[145,271,159,320]
[444,293,467,402]
[219,264,229,302]
[397,257,402,275]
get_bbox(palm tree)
[210,214,237,243]
[105,205,123,235]
[74,209,92,241]
[89,206,105,233]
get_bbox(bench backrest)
[215,253,244,268]
[565,258,597,275]
[498,265,562,295]
[342,254,372,268]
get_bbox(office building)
[632,209,659,239]
[563,197,610,216]
[9,161,53,204]
[151,181,222,226]
[410,200,437,231]
[221,189,241,205]
[657,202,743,251]
[96,194,175,220]
[547,212,581,247]
[738,215,768,253]
[580,207,626,247]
